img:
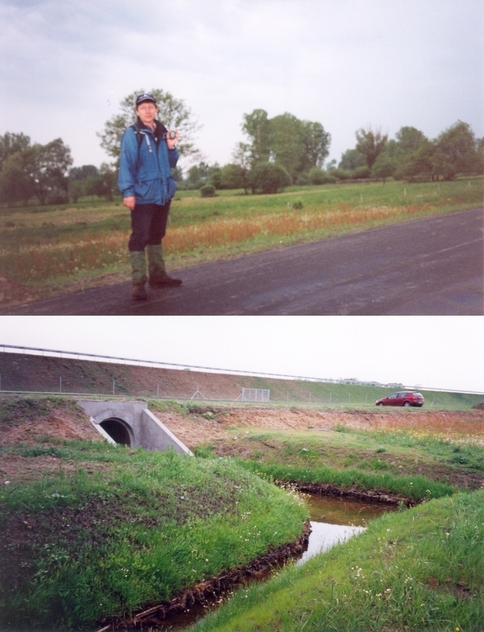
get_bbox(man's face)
[136,101,158,126]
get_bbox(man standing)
[118,93,182,300]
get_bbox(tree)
[219,163,245,190]
[371,154,396,183]
[431,121,478,180]
[395,126,427,152]
[249,162,291,194]
[269,113,305,183]
[231,142,251,194]
[307,166,331,185]
[301,121,331,170]
[241,110,331,184]
[184,162,212,189]
[94,163,116,201]
[338,149,366,171]
[0,152,34,205]
[69,165,98,181]
[0,132,31,171]
[355,128,388,169]
[402,141,435,180]
[23,139,73,205]
[0,135,72,206]
[477,137,484,174]
[209,166,222,189]
[98,89,202,164]
[241,109,272,166]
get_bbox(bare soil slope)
[2,396,483,487]
[154,405,484,448]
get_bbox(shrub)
[249,163,291,194]
[308,167,338,185]
[46,188,69,205]
[329,168,351,180]
[353,165,371,179]
[307,167,326,185]
[200,184,216,198]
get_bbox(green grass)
[190,490,484,632]
[165,383,484,411]
[0,177,481,301]
[1,397,483,630]
[238,459,453,502]
[205,421,484,497]
[0,446,308,631]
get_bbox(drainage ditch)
[104,492,397,631]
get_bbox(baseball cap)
[135,93,157,107]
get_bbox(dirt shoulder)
[155,405,484,449]
[1,399,484,490]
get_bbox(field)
[1,394,484,630]
[0,177,481,304]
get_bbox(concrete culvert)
[78,400,192,454]
[99,418,132,446]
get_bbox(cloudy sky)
[1,0,483,169]
[1,316,483,393]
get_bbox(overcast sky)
[1,0,483,169]
[1,316,483,393]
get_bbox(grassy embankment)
[177,382,484,410]
[189,410,484,631]
[0,448,307,631]
[0,402,308,631]
[2,347,483,408]
[191,404,484,502]
[191,490,484,632]
[1,397,483,630]
[0,177,481,301]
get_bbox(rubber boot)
[129,251,148,300]
[147,244,182,287]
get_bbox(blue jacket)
[118,118,179,206]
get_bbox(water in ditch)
[134,493,397,631]
[296,493,397,565]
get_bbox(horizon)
[1,342,482,395]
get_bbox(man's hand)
[166,131,179,151]
[123,196,136,211]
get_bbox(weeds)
[191,490,484,631]
[1,178,481,299]
[0,449,308,630]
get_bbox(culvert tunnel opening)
[100,418,132,446]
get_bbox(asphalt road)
[4,207,483,316]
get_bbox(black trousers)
[128,202,171,252]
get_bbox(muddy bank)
[295,482,416,507]
[96,522,311,631]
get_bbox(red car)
[375,391,424,407]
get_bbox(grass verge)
[0,446,308,631]
[0,177,481,302]
[201,421,484,499]
[190,489,484,632]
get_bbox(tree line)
[0,132,116,206]
[1,88,482,206]
[188,118,483,194]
